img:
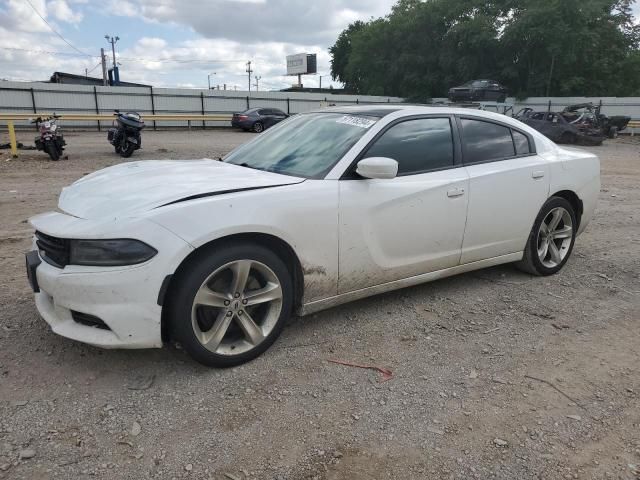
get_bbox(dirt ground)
[0,130,639,480]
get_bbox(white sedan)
[26,106,600,366]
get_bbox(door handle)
[532,170,545,179]
[447,187,465,198]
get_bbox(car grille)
[35,231,70,268]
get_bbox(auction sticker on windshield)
[335,115,377,129]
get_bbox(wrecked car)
[515,103,630,146]
[562,103,630,139]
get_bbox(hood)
[59,159,304,219]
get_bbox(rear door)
[258,109,274,127]
[458,116,550,263]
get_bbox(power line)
[0,46,98,57]
[86,61,102,74]
[24,0,92,58]
[0,46,252,64]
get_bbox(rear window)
[512,130,531,155]
[461,118,515,163]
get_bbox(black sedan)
[448,79,508,103]
[231,108,288,133]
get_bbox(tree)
[329,0,640,98]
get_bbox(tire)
[119,141,136,158]
[558,131,576,144]
[44,141,60,161]
[167,242,293,367]
[608,126,618,139]
[253,122,264,133]
[516,197,577,276]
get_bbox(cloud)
[49,0,83,23]
[103,0,395,44]
[0,0,397,88]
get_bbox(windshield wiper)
[237,162,262,171]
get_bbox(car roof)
[312,104,507,119]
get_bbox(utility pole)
[208,72,217,90]
[319,75,323,90]
[104,35,120,85]
[254,75,261,92]
[100,48,108,86]
[246,61,253,92]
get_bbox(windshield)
[224,112,378,178]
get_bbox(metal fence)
[2,81,638,132]
[0,81,404,129]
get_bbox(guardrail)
[0,112,231,122]
[1,112,233,157]
[628,120,640,136]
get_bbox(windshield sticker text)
[336,115,376,129]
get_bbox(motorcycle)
[108,110,144,158]
[32,114,65,161]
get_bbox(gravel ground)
[0,130,639,480]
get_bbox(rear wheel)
[609,126,618,139]
[168,243,293,367]
[558,131,576,144]
[516,197,577,276]
[253,122,264,133]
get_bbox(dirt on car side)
[0,130,639,480]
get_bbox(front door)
[338,116,470,294]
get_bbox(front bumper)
[29,212,193,349]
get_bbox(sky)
[0,0,638,91]
[0,0,397,90]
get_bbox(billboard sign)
[286,53,317,75]
[286,53,308,75]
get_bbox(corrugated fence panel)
[1,81,638,132]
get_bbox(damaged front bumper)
[27,211,193,349]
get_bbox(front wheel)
[253,122,264,133]
[168,243,293,367]
[44,141,60,161]
[516,197,577,276]
[119,141,136,158]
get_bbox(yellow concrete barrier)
[7,121,17,158]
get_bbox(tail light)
[237,115,248,120]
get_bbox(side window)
[258,109,269,115]
[363,118,454,175]
[512,130,531,155]
[460,118,516,163]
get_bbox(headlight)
[69,239,157,266]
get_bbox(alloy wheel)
[190,260,283,355]
[536,207,573,268]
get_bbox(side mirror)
[356,157,398,179]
